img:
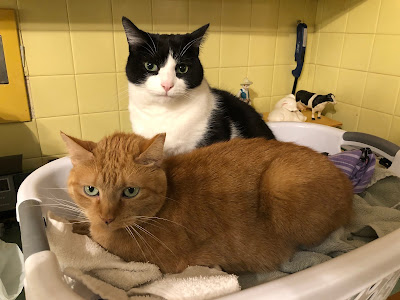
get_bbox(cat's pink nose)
[101,217,115,225]
[161,83,174,92]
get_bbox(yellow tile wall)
[311,0,400,146]
[2,0,399,172]
[9,0,400,170]
[0,0,319,171]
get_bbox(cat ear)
[189,24,210,48]
[60,132,96,165]
[122,16,147,46]
[136,133,166,167]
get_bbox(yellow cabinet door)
[0,9,30,123]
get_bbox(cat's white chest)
[128,80,215,155]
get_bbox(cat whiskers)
[136,218,165,231]
[46,190,82,209]
[125,225,147,262]
[64,220,90,224]
[134,223,177,258]
[30,202,89,223]
[146,32,157,54]
[179,36,203,57]
[37,195,83,215]
[164,196,179,203]
[127,224,168,271]
[140,40,157,57]
[36,192,89,221]
[135,215,193,234]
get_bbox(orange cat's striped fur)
[62,132,353,274]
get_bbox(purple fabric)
[328,148,376,194]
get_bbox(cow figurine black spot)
[296,90,336,120]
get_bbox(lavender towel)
[328,148,376,194]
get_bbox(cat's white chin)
[153,94,176,104]
[153,90,180,99]
[149,88,187,101]
[144,92,183,105]
[130,84,187,105]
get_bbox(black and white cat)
[122,17,275,156]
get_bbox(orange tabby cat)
[61,132,353,274]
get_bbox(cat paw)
[211,264,223,271]
[72,221,91,236]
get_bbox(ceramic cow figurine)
[296,90,336,120]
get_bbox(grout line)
[187,0,190,31]
[373,0,399,120]
[188,0,191,31]
[109,0,121,131]
[394,88,400,120]
[217,0,223,88]
[334,0,349,98]
[246,0,253,75]
[19,29,400,36]
[298,0,313,91]
[15,0,28,76]
[357,0,383,132]
[151,0,154,32]
[337,34,347,72]
[269,0,281,111]
[29,71,118,77]
[356,107,393,139]
[246,0,253,78]
[386,116,393,140]
[15,0,42,158]
[28,63,400,75]
[309,0,326,91]
[373,0,382,35]
[15,0,36,125]
[33,110,124,121]
[65,0,83,139]
[310,33,319,92]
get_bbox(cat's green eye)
[123,187,140,198]
[144,62,158,72]
[84,186,99,197]
[176,64,189,74]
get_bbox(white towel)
[46,212,240,300]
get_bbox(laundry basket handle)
[342,132,400,157]
[18,199,50,260]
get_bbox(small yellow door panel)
[0,9,30,123]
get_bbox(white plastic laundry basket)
[16,122,400,300]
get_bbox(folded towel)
[46,212,240,300]
[239,166,400,289]
[130,266,240,300]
